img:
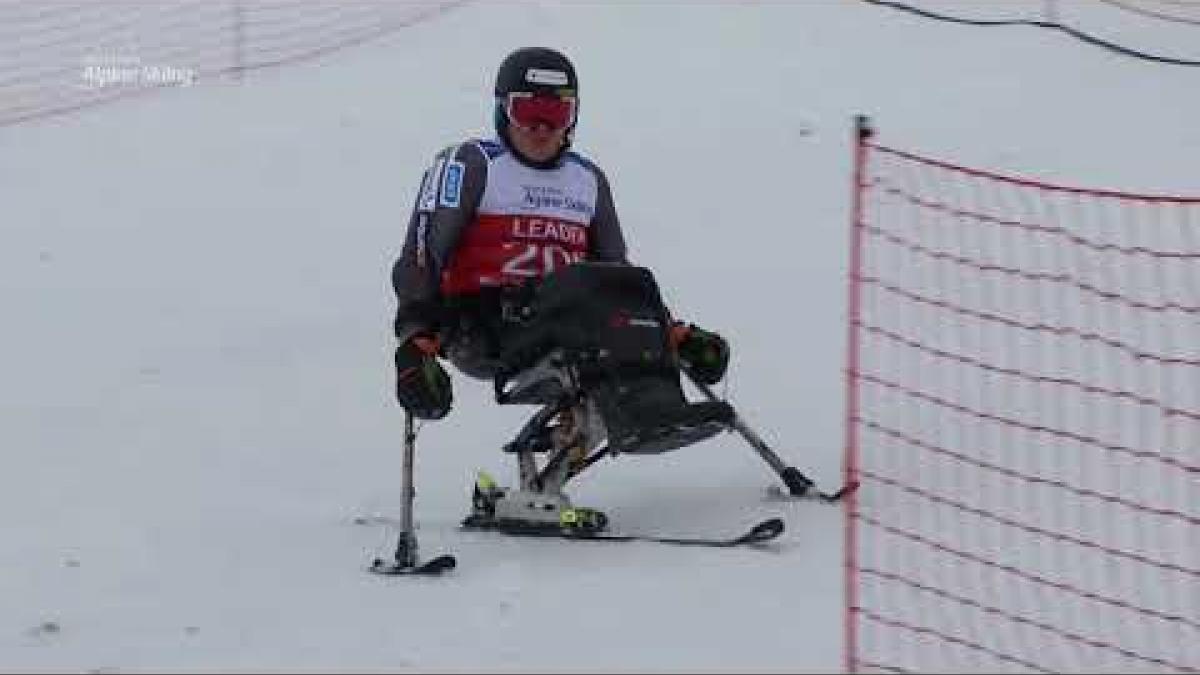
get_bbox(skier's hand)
[395,333,453,420]
[672,322,730,385]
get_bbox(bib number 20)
[501,243,585,278]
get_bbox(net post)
[843,113,874,675]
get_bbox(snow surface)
[2,1,1197,671]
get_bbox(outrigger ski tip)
[369,553,457,576]
[767,479,860,503]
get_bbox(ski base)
[461,514,785,548]
[369,554,457,576]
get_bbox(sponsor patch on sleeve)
[417,158,445,213]
[440,160,464,208]
[415,213,429,268]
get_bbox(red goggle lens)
[506,93,576,131]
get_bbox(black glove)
[673,322,730,385]
[395,334,452,420]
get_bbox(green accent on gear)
[559,506,607,532]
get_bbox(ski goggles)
[504,91,577,131]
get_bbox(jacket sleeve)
[587,167,629,264]
[391,142,488,342]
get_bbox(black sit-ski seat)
[494,262,733,456]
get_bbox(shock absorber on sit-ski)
[534,403,589,495]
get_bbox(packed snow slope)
[2,1,1197,671]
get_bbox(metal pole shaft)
[401,412,416,535]
[728,411,790,475]
[690,376,789,475]
[392,410,418,567]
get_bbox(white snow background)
[2,1,1197,672]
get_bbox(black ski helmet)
[493,47,578,167]
[494,47,578,99]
